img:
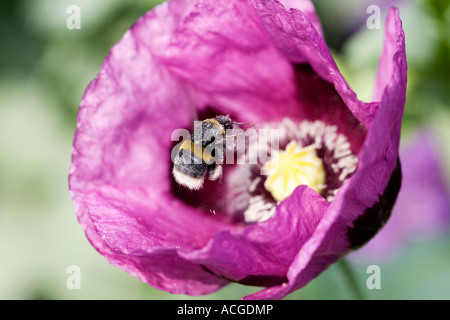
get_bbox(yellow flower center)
[262,141,326,202]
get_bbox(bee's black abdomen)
[173,149,208,178]
[173,148,208,190]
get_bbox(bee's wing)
[225,126,263,150]
[223,128,246,152]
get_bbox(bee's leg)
[207,164,223,181]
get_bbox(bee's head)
[215,115,233,131]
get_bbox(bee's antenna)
[232,121,257,126]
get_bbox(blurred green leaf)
[421,0,450,20]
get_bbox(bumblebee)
[172,115,234,190]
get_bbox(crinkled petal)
[180,186,329,286]
[250,0,379,127]
[77,189,229,295]
[278,0,324,37]
[245,7,406,300]
[159,0,301,123]
[159,0,366,151]
[69,1,232,295]
[373,5,402,102]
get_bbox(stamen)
[244,196,276,223]
[228,119,358,224]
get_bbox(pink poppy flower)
[69,0,406,299]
